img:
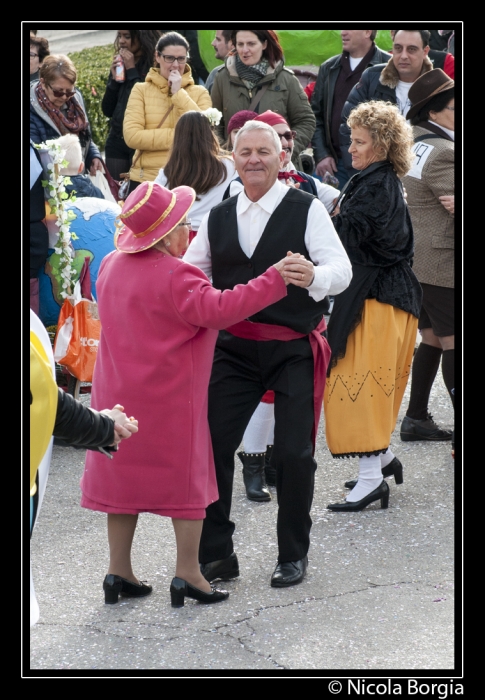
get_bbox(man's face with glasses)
[156,44,189,80]
[272,123,296,168]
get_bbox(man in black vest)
[184,121,352,587]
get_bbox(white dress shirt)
[183,179,352,302]
[228,161,340,214]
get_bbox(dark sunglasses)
[47,84,76,98]
[277,130,296,141]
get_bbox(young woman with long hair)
[155,110,237,245]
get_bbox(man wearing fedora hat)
[339,29,433,176]
[185,120,352,587]
[400,68,455,450]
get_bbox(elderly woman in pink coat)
[80,181,299,607]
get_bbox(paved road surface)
[28,366,458,677]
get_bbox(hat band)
[133,194,177,238]
[120,182,153,219]
[133,193,176,238]
[120,182,177,239]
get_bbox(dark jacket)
[30,143,48,276]
[212,55,316,168]
[54,388,115,452]
[102,65,148,157]
[311,44,391,163]
[65,174,104,199]
[30,81,101,171]
[328,160,422,368]
[339,56,433,172]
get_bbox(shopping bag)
[88,169,117,204]
[53,260,100,382]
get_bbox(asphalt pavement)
[28,361,458,677]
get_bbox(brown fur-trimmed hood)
[379,55,433,89]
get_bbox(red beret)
[254,110,289,127]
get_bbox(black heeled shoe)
[328,479,390,512]
[103,574,152,604]
[344,457,403,489]
[170,577,229,608]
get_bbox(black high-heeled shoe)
[344,457,403,489]
[327,479,390,512]
[103,574,153,604]
[170,577,229,608]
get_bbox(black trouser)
[199,331,316,565]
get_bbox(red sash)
[225,318,331,451]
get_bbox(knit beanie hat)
[227,110,259,134]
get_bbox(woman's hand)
[89,158,103,175]
[282,250,315,288]
[273,252,302,284]
[101,404,139,446]
[439,195,454,215]
[119,47,136,70]
[168,69,182,95]
[330,197,340,217]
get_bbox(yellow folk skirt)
[324,299,418,458]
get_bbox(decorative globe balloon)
[39,197,120,327]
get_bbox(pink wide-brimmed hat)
[115,181,196,254]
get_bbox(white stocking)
[380,448,395,468]
[243,402,275,453]
[346,455,383,502]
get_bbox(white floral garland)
[202,107,223,127]
[35,140,78,299]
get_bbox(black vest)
[208,188,328,334]
[223,171,318,201]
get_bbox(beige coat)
[123,66,212,183]
[402,126,454,289]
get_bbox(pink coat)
[80,248,287,518]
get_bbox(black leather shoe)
[270,556,308,587]
[170,577,229,607]
[237,451,271,501]
[344,457,403,489]
[328,480,389,512]
[400,413,452,441]
[264,445,276,486]
[103,574,152,604]
[200,552,239,583]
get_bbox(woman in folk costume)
[324,101,422,512]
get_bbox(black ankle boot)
[237,451,271,502]
[264,445,276,486]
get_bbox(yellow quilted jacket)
[123,66,212,183]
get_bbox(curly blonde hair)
[347,101,414,178]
